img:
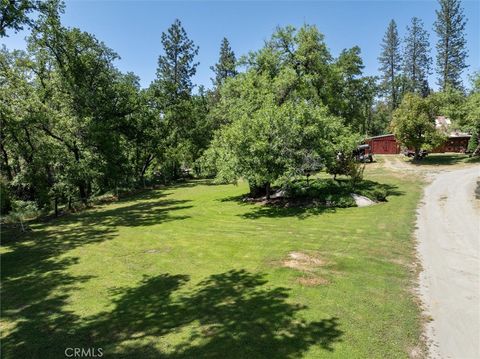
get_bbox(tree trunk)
[0,142,13,181]
[413,148,421,161]
[78,182,88,205]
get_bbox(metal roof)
[364,134,395,140]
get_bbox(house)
[364,116,471,155]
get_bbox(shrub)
[5,201,39,232]
[371,188,388,202]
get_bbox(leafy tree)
[391,93,444,159]
[204,28,359,197]
[210,37,237,88]
[403,17,432,96]
[378,20,402,111]
[369,101,391,136]
[434,0,468,91]
[331,47,379,134]
[462,77,480,155]
[427,87,466,124]
[0,0,62,37]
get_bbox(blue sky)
[2,0,479,90]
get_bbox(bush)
[4,201,39,232]
[370,188,388,202]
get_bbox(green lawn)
[1,167,424,358]
[406,152,480,166]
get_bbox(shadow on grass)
[1,185,343,358]
[409,154,479,166]
[1,269,343,358]
[221,179,403,220]
[1,188,191,358]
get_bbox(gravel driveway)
[417,165,480,358]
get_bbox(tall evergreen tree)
[403,17,432,96]
[210,37,237,87]
[434,0,468,91]
[378,20,402,111]
[156,19,199,102]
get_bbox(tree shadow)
[1,270,343,358]
[241,205,336,220]
[409,154,477,166]
[220,179,403,220]
[86,270,342,358]
[72,198,192,228]
[1,189,193,358]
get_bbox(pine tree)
[210,37,237,87]
[434,0,468,91]
[378,20,402,111]
[403,17,432,96]
[156,19,199,101]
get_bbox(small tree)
[467,131,479,154]
[391,93,443,159]
[7,200,39,232]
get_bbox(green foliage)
[204,24,369,193]
[0,0,62,37]
[434,0,468,90]
[155,19,199,101]
[403,17,432,95]
[4,200,39,231]
[378,20,402,111]
[391,93,445,157]
[204,67,356,192]
[428,87,466,123]
[210,37,237,88]
[287,179,357,207]
[467,131,479,153]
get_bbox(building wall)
[432,137,470,153]
[365,135,401,154]
[365,134,471,154]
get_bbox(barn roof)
[364,133,395,140]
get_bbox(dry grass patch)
[282,251,326,271]
[297,276,330,287]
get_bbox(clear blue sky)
[2,0,479,90]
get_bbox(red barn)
[364,134,401,154]
[434,133,471,153]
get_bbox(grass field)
[1,165,425,358]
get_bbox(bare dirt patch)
[282,251,326,271]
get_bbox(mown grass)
[406,152,480,166]
[1,166,424,358]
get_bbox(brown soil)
[282,251,326,271]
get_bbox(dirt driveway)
[416,165,480,358]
